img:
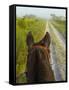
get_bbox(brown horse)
[26,31,55,83]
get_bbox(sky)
[16,6,66,19]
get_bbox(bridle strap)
[32,45,49,52]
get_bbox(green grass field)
[52,19,66,39]
[16,16,46,83]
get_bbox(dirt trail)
[45,21,63,81]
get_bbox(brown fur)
[26,32,55,83]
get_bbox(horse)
[26,31,55,83]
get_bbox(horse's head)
[26,31,55,82]
[26,31,51,64]
[26,31,51,51]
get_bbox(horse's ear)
[41,32,51,47]
[43,32,51,47]
[26,31,34,49]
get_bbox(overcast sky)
[16,6,66,19]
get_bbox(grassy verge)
[16,16,46,83]
[52,20,66,39]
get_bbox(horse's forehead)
[32,45,49,52]
[29,45,50,58]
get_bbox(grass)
[52,19,66,39]
[16,16,46,83]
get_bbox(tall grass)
[16,16,46,83]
